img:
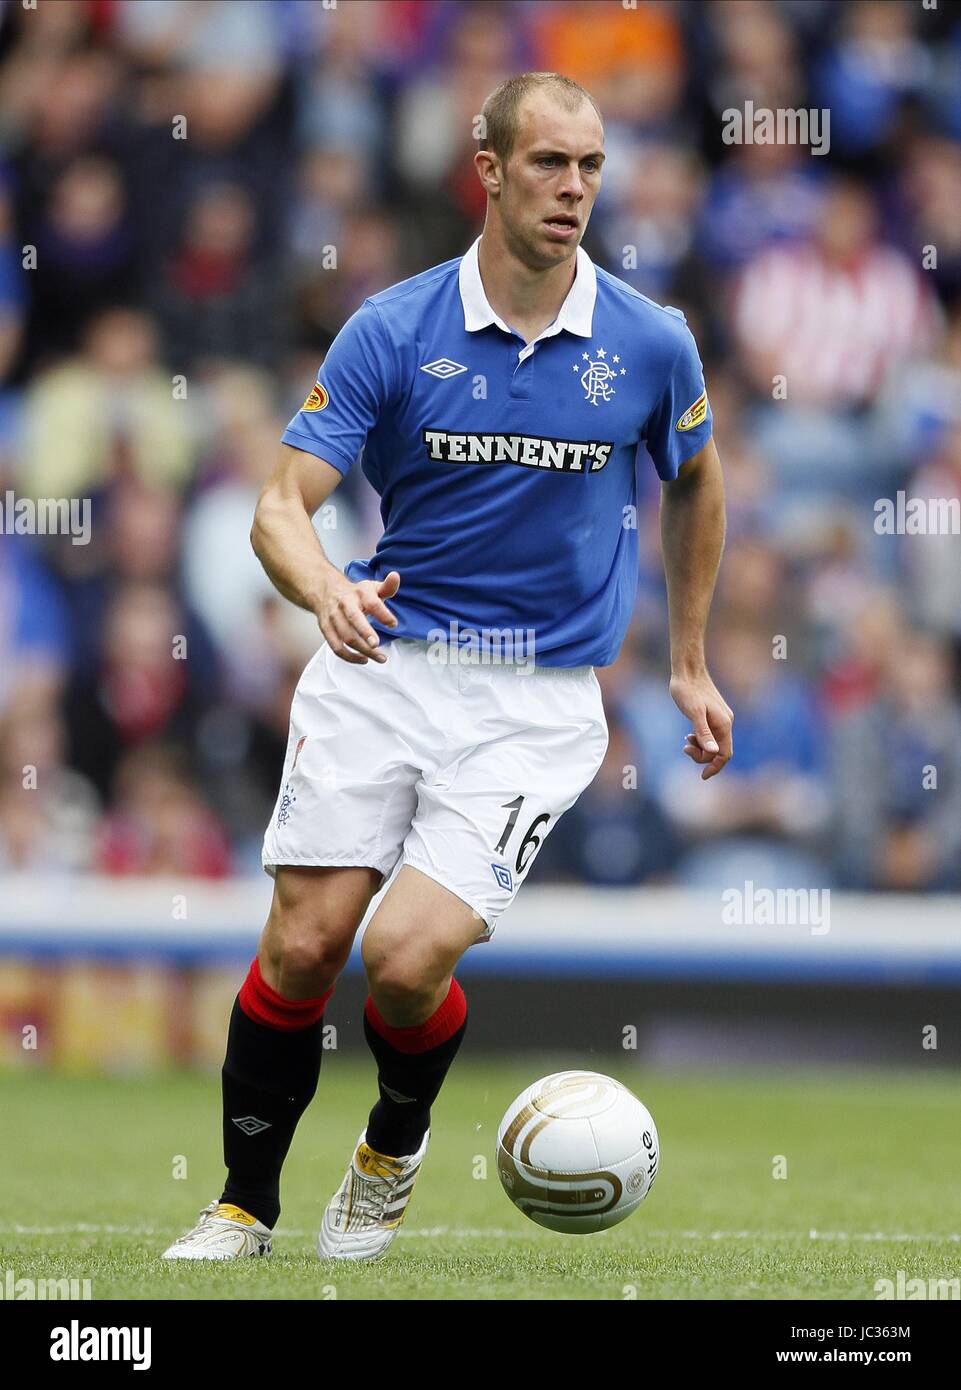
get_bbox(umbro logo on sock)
[232,1115,272,1135]
[382,1085,416,1104]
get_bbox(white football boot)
[161,1200,272,1260]
[317,1128,429,1261]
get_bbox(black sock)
[220,998,326,1228]
[363,982,468,1157]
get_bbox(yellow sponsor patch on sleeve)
[675,390,707,432]
[302,382,328,412]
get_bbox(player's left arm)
[659,436,733,780]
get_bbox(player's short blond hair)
[478,72,602,164]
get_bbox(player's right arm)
[251,442,399,665]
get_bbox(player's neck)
[477,228,577,346]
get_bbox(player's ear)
[474,149,501,197]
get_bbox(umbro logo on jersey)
[232,1115,272,1136]
[420,357,468,379]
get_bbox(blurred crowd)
[2,0,961,892]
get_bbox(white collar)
[458,236,596,344]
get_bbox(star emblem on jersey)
[232,1115,272,1136]
[491,862,514,892]
[574,348,626,405]
[420,357,468,379]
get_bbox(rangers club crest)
[573,347,626,405]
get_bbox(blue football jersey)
[282,238,712,667]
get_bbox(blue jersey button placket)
[509,341,535,401]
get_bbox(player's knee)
[260,867,371,993]
[262,929,349,991]
[260,903,354,995]
[363,942,442,1016]
[259,929,348,997]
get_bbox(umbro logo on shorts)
[491,863,513,892]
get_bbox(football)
[495,1071,659,1233]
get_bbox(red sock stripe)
[365,978,467,1054]
[238,957,333,1030]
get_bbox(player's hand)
[669,670,734,780]
[314,570,400,664]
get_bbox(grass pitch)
[1,1059,958,1300]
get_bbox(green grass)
[1,1059,959,1299]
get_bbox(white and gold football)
[496,1071,659,1233]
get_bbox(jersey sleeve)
[281,300,393,475]
[643,319,713,481]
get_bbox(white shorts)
[262,637,609,939]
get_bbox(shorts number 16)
[494,794,551,876]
